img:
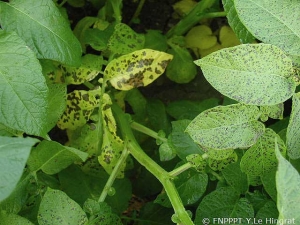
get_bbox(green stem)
[166,0,216,38]
[129,0,146,25]
[169,162,193,177]
[130,121,168,143]
[98,146,130,202]
[112,104,193,225]
[201,11,227,19]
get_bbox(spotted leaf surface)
[240,129,286,177]
[287,93,300,159]
[208,151,238,172]
[235,0,300,56]
[195,44,296,105]
[59,54,105,84]
[260,103,283,122]
[108,23,145,55]
[98,94,125,178]
[38,188,88,225]
[185,104,264,150]
[222,0,255,43]
[57,89,100,130]
[105,49,173,90]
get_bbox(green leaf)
[166,45,197,83]
[261,170,277,202]
[146,99,171,133]
[0,173,31,214]
[73,17,103,52]
[240,129,286,177]
[275,141,300,223]
[186,104,264,150]
[66,122,101,156]
[195,187,253,223]
[83,199,122,225]
[195,44,296,105]
[105,49,173,90]
[139,202,174,225]
[0,123,23,137]
[166,98,219,120]
[0,137,38,202]
[0,211,34,225]
[287,93,300,159]
[222,162,248,194]
[58,165,106,205]
[222,0,255,43]
[57,89,100,130]
[144,30,168,51]
[255,201,278,221]
[0,0,82,66]
[155,170,208,207]
[38,188,88,225]
[27,140,88,175]
[169,120,205,160]
[235,0,300,56]
[0,30,49,136]
[108,23,145,55]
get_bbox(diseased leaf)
[260,103,284,122]
[240,129,286,177]
[222,0,255,43]
[275,142,300,222]
[287,93,300,159]
[27,140,88,175]
[0,0,82,66]
[38,188,88,225]
[195,44,296,105]
[57,89,100,130]
[98,94,125,178]
[195,187,253,223]
[105,49,173,90]
[0,137,38,201]
[208,151,238,171]
[186,104,264,150]
[186,154,207,172]
[59,54,105,85]
[108,23,145,55]
[235,0,300,56]
[0,30,49,136]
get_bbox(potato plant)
[0,0,300,224]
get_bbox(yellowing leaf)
[98,94,125,178]
[185,25,217,50]
[173,0,197,17]
[219,25,241,48]
[57,89,100,130]
[105,49,173,90]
